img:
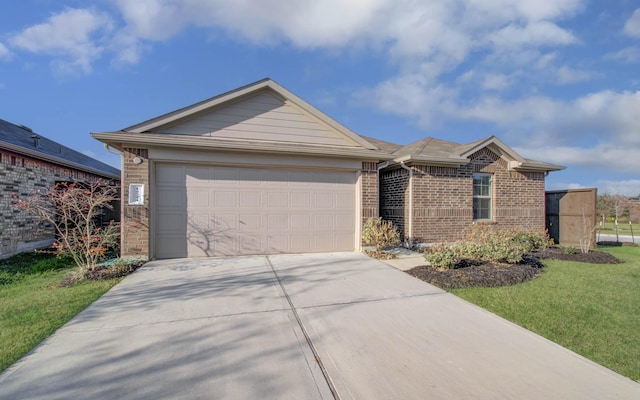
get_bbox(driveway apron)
[2,252,640,399]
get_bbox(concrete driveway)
[1,253,639,399]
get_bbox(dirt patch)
[59,259,147,287]
[408,248,622,290]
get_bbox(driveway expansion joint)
[266,256,341,400]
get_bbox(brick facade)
[380,167,410,238]
[121,148,150,257]
[361,161,379,225]
[0,148,115,259]
[381,148,546,244]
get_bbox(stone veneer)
[0,148,117,259]
[381,148,546,244]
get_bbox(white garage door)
[155,164,357,258]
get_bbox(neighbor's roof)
[0,119,120,180]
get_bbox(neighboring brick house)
[368,135,564,245]
[0,119,121,259]
[92,78,562,260]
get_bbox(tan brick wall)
[121,148,150,257]
[0,148,117,259]
[361,162,379,243]
[380,148,546,244]
[380,167,410,238]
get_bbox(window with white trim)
[473,173,492,220]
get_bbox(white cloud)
[481,73,511,91]
[486,21,577,50]
[605,46,640,63]
[624,8,640,37]
[595,180,640,197]
[516,144,640,174]
[9,8,113,74]
[0,42,10,60]
[3,0,586,75]
[555,65,594,84]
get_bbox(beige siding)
[154,92,358,147]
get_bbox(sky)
[1,0,639,195]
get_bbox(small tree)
[578,206,595,254]
[16,180,120,274]
[597,193,630,223]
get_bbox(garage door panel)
[188,190,211,208]
[313,193,335,208]
[156,165,356,257]
[335,214,355,230]
[336,193,355,209]
[290,215,310,229]
[239,191,261,207]
[157,164,185,185]
[209,213,238,230]
[290,192,311,208]
[214,191,237,207]
[238,233,261,253]
[185,166,211,183]
[290,236,311,252]
[266,192,288,207]
[156,234,187,259]
[157,188,186,207]
[237,213,261,230]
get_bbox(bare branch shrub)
[15,180,120,274]
[579,206,596,254]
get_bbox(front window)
[473,173,492,220]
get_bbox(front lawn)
[0,252,122,373]
[452,246,640,382]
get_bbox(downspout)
[399,161,413,247]
[104,143,124,169]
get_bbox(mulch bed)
[407,247,623,290]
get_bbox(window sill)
[472,220,496,224]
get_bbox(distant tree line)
[597,193,634,223]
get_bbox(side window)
[473,173,492,220]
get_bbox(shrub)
[424,244,460,270]
[14,180,120,274]
[425,226,551,269]
[362,217,400,251]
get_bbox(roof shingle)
[0,119,120,179]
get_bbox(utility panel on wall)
[128,184,144,205]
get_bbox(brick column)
[121,148,150,257]
[361,161,379,233]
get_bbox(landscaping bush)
[425,226,551,269]
[424,244,460,270]
[363,217,400,252]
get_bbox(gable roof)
[93,78,390,160]
[383,135,564,172]
[0,119,120,179]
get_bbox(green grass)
[597,221,640,235]
[452,246,640,381]
[0,252,121,373]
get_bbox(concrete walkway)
[1,253,639,399]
